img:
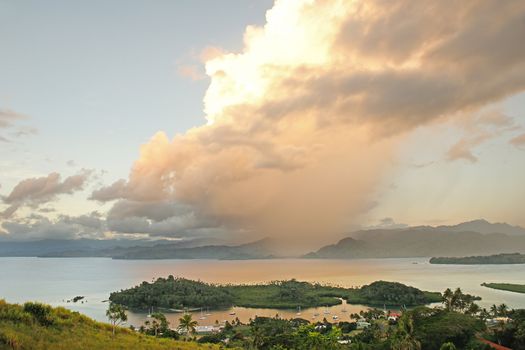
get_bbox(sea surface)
[1,257,524,327]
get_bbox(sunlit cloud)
[1,170,94,218]
[88,0,525,244]
[510,133,525,148]
[446,109,517,163]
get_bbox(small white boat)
[296,306,302,316]
[332,315,338,320]
[229,311,236,316]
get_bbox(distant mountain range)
[0,236,276,260]
[1,219,524,259]
[305,219,525,259]
[0,237,223,258]
[431,219,525,236]
[106,238,275,260]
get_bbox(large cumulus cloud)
[91,0,525,244]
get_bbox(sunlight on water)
[1,257,524,327]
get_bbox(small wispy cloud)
[1,169,94,218]
[177,64,206,81]
[510,133,525,148]
[0,108,35,142]
[446,109,517,163]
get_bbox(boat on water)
[229,311,236,316]
[332,315,339,320]
[296,306,301,316]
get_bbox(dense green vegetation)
[482,282,525,294]
[200,310,492,349]
[4,288,524,350]
[110,276,235,309]
[0,299,223,350]
[408,307,486,350]
[185,288,495,349]
[347,281,442,306]
[109,277,441,310]
[226,280,347,308]
[488,309,525,349]
[430,253,525,264]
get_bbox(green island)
[109,276,443,310]
[430,253,525,265]
[4,287,525,350]
[482,283,525,294]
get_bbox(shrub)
[23,302,55,326]
[0,329,20,349]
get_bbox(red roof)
[478,338,512,350]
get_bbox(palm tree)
[490,304,498,317]
[452,288,465,312]
[439,342,457,350]
[467,303,480,315]
[391,314,421,350]
[178,313,198,335]
[443,288,453,311]
[497,303,508,317]
[252,325,265,349]
[479,308,490,321]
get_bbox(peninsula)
[430,253,525,265]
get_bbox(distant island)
[430,253,525,265]
[482,283,525,294]
[109,276,442,310]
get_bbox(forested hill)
[35,238,276,260]
[305,228,525,259]
[109,277,442,310]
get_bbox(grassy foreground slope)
[0,300,222,350]
[482,283,525,294]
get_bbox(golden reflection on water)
[124,258,401,328]
[4,257,524,324]
[127,300,372,328]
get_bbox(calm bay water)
[1,257,524,327]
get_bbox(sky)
[1,0,525,243]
